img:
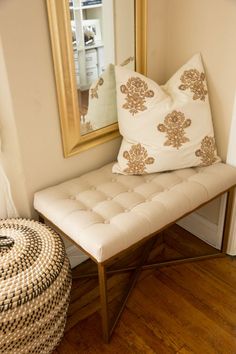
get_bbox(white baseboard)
[66,245,88,269]
[177,194,227,250]
[226,93,236,255]
[227,217,236,255]
[224,193,236,255]
[177,212,221,249]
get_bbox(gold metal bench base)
[73,244,224,343]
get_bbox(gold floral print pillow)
[113,53,220,175]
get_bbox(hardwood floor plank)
[66,273,131,330]
[70,278,98,303]
[115,320,157,354]
[130,286,203,353]
[138,275,236,353]
[156,262,236,335]
[163,225,218,257]
[176,346,194,354]
[54,225,236,353]
[65,313,135,354]
[118,308,176,353]
[55,336,82,354]
[129,281,214,354]
[195,257,236,289]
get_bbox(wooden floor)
[54,225,236,354]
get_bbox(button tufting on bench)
[34,162,236,262]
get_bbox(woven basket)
[0,219,72,354]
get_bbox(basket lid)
[0,219,66,312]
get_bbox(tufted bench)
[34,162,236,342]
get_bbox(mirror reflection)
[68,0,135,135]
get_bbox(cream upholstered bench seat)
[34,161,236,342]
[34,162,236,263]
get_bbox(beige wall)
[147,0,236,224]
[148,0,236,161]
[165,0,236,161]
[0,0,121,218]
[0,37,30,217]
[147,0,168,84]
[114,0,135,68]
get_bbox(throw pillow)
[112,53,220,175]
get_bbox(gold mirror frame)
[47,0,147,157]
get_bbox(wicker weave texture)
[0,219,72,354]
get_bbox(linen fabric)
[113,53,220,175]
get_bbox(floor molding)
[177,212,221,249]
[226,94,236,255]
[178,194,227,250]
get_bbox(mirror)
[47,0,147,157]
